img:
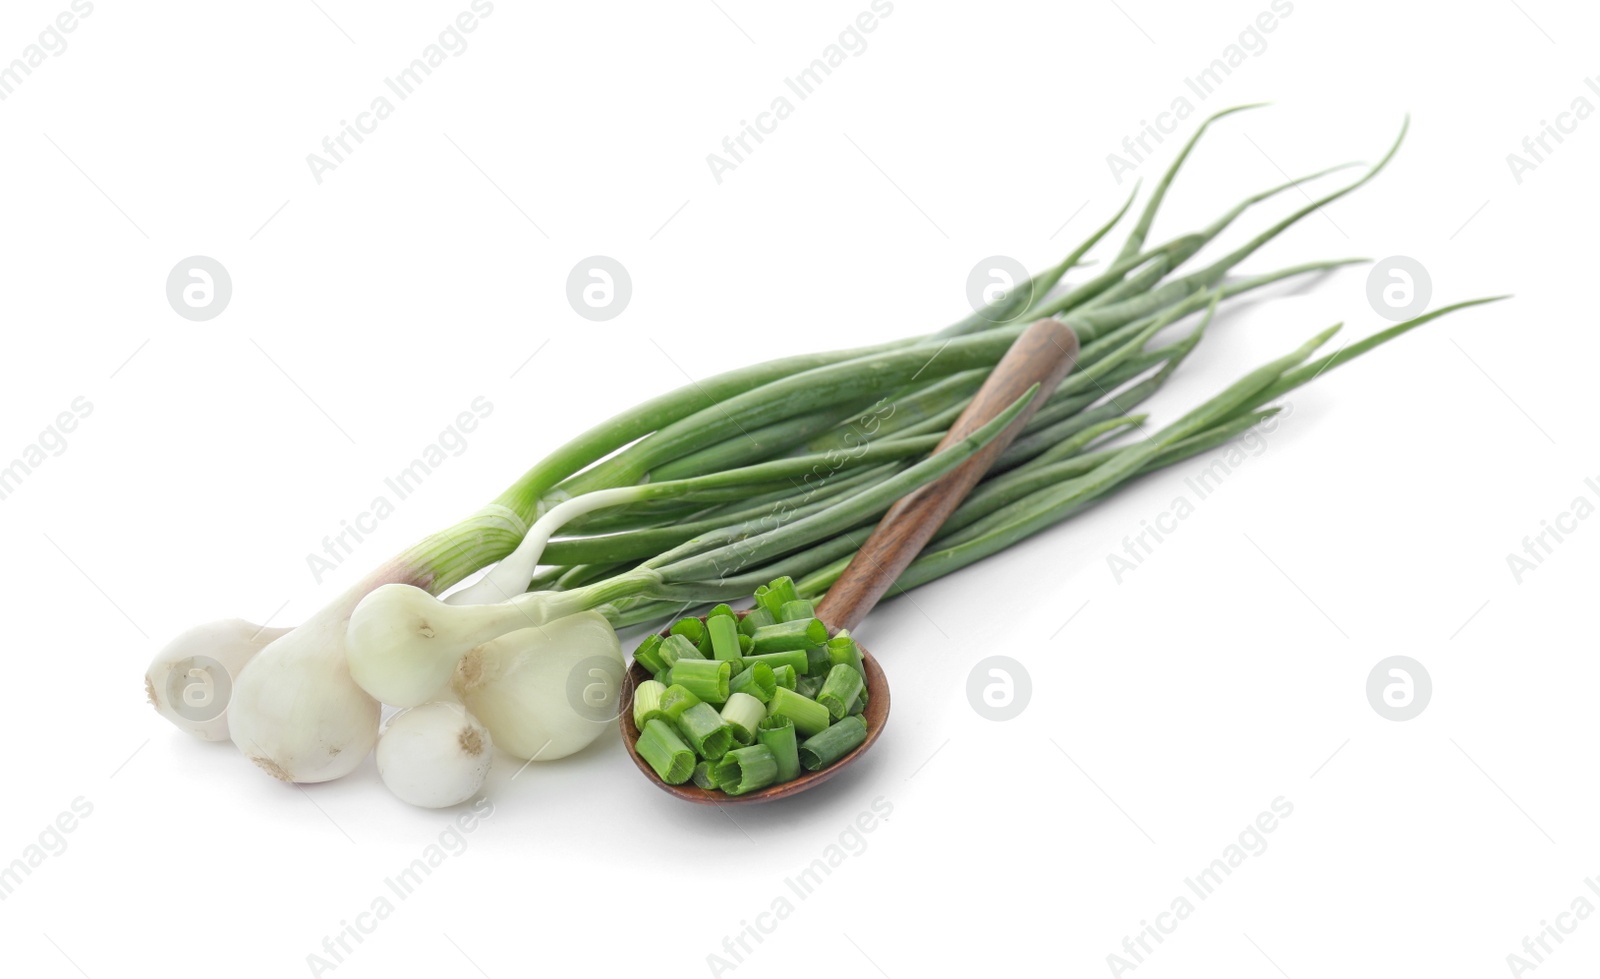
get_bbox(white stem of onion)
[444,487,642,606]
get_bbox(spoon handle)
[814,319,1080,634]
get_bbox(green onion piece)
[632,679,667,728]
[778,599,815,622]
[770,664,797,690]
[816,663,864,721]
[720,693,767,746]
[798,715,868,771]
[637,719,695,784]
[659,633,704,668]
[826,632,866,677]
[767,687,830,737]
[708,603,736,620]
[730,662,777,703]
[796,675,823,699]
[691,760,718,790]
[708,614,742,661]
[849,689,868,717]
[738,634,754,656]
[766,576,800,607]
[743,649,810,677]
[659,683,702,723]
[738,607,776,637]
[670,616,706,645]
[672,658,731,704]
[757,714,801,783]
[754,584,785,619]
[751,618,828,654]
[633,634,668,675]
[712,744,779,796]
[675,702,734,760]
[805,645,832,676]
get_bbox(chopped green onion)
[770,664,797,690]
[674,702,733,761]
[738,634,754,656]
[720,693,767,746]
[805,645,832,676]
[816,664,864,721]
[849,689,867,717]
[658,633,704,668]
[659,683,701,723]
[637,719,695,784]
[707,614,742,661]
[798,716,868,770]
[767,687,830,737]
[743,649,810,677]
[708,603,736,620]
[713,744,779,796]
[730,662,777,703]
[757,714,801,783]
[633,634,667,675]
[778,599,815,622]
[669,616,706,645]
[691,760,718,790]
[632,679,666,728]
[826,632,865,677]
[671,658,731,704]
[750,618,828,653]
[738,606,776,637]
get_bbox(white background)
[0,1,1594,977]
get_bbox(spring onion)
[798,716,869,771]
[720,693,767,746]
[713,745,780,796]
[638,719,695,785]
[675,702,734,761]
[757,715,801,783]
[136,106,1504,802]
[659,683,700,723]
[671,659,731,704]
[816,664,864,721]
[631,680,666,730]
[767,687,831,737]
[730,662,776,703]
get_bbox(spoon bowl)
[619,614,890,804]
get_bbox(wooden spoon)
[619,319,1080,803]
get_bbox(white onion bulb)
[377,702,493,808]
[145,619,290,741]
[452,610,623,762]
